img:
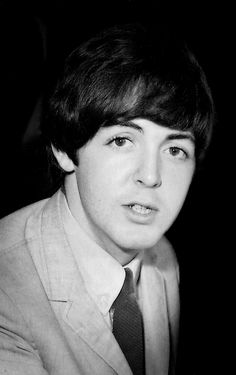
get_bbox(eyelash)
[167,146,189,159]
[106,136,132,147]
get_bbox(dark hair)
[42,23,215,179]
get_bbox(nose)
[133,151,162,188]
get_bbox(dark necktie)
[112,267,145,375]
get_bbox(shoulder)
[0,198,49,252]
[0,199,49,296]
[145,235,180,283]
[0,190,64,296]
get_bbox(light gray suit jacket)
[0,190,180,375]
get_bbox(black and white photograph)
[0,1,232,374]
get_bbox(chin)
[118,233,162,252]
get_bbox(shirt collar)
[59,189,143,316]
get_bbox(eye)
[107,136,132,148]
[167,146,188,160]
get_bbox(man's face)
[71,118,195,264]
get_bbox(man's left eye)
[167,147,188,159]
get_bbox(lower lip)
[123,205,157,224]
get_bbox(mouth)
[126,203,158,215]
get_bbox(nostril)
[154,179,162,188]
[136,179,144,185]
[135,177,162,188]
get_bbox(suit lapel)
[63,278,132,375]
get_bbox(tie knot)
[124,267,135,292]
[112,268,135,309]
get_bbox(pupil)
[116,138,125,146]
[171,147,179,155]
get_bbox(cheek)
[77,159,116,211]
[165,168,194,213]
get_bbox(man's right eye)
[107,136,132,147]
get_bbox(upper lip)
[124,202,158,211]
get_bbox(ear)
[51,145,75,172]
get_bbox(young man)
[0,24,214,375]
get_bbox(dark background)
[0,0,233,374]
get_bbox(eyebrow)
[117,121,144,133]
[166,132,195,144]
[118,121,195,143]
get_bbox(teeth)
[130,204,152,214]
